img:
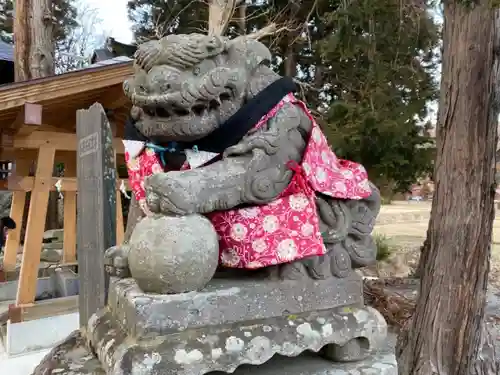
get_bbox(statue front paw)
[104,245,131,278]
[145,172,198,215]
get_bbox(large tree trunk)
[13,0,30,81]
[396,2,500,375]
[28,0,54,78]
[14,0,54,80]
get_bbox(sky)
[84,0,134,44]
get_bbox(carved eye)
[193,67,201,76]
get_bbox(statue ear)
[204,35,227,55]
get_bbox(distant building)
[90,37,137,64]
[0,40,14,85]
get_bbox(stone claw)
[104,245,131,278]
[145,173,197,215]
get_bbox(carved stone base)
[87,276,387,375]
[31,331,398,375]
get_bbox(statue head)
[123,33,273,143]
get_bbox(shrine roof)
[0,41,13,62]
[0,56,134,135]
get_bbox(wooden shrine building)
[0,55,134,316]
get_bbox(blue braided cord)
[146,142,178,166]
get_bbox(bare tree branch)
[55,0,107,73]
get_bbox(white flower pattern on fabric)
[301,223,314,236]
[359,179,371,191]
[127,157,140,171]
[262,215,279,233]
[302,162,312,175]
[289,193,309,211]
[311,127,322,143]
[230,223,248,241]
[247,261,264,269]
[220,249,240,267]
[277,239,298,262]
[251,239,267,253]
[321,151,330,163]
[341,169,354,179]
[239,207,260,218]
[315,167,327,183]
[334,181,347,194]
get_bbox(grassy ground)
[375,202,500,284]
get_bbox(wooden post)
[63,161,77,263]
[76,103,116,327]
[115,151,124,246]
[3,159,32,272]
[116,191,124,245]
[16,146,56,305]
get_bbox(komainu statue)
[89,33,389,375]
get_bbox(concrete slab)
[5,312,79,356]
[0,268,79,303]
[0,278,54,302]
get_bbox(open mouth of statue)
[142,91,233,119]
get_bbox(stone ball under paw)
[127,214,219,294]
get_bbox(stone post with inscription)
[76,103,117,328]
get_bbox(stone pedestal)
[87,275,389,375]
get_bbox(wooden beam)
[22,295,79,321]
[0,176,130,191]
[0,149,83,165]
[5,296,79,323]
[62,162,76,264]
[0,132,14,148]
[8,304,22,324]
[16,146,56,305]
[2,131,125,154]
[17,124,72,137]
[10,103,43,132]
[0,63,133,112]
[100,85,130,110]
[3,159,32,272]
